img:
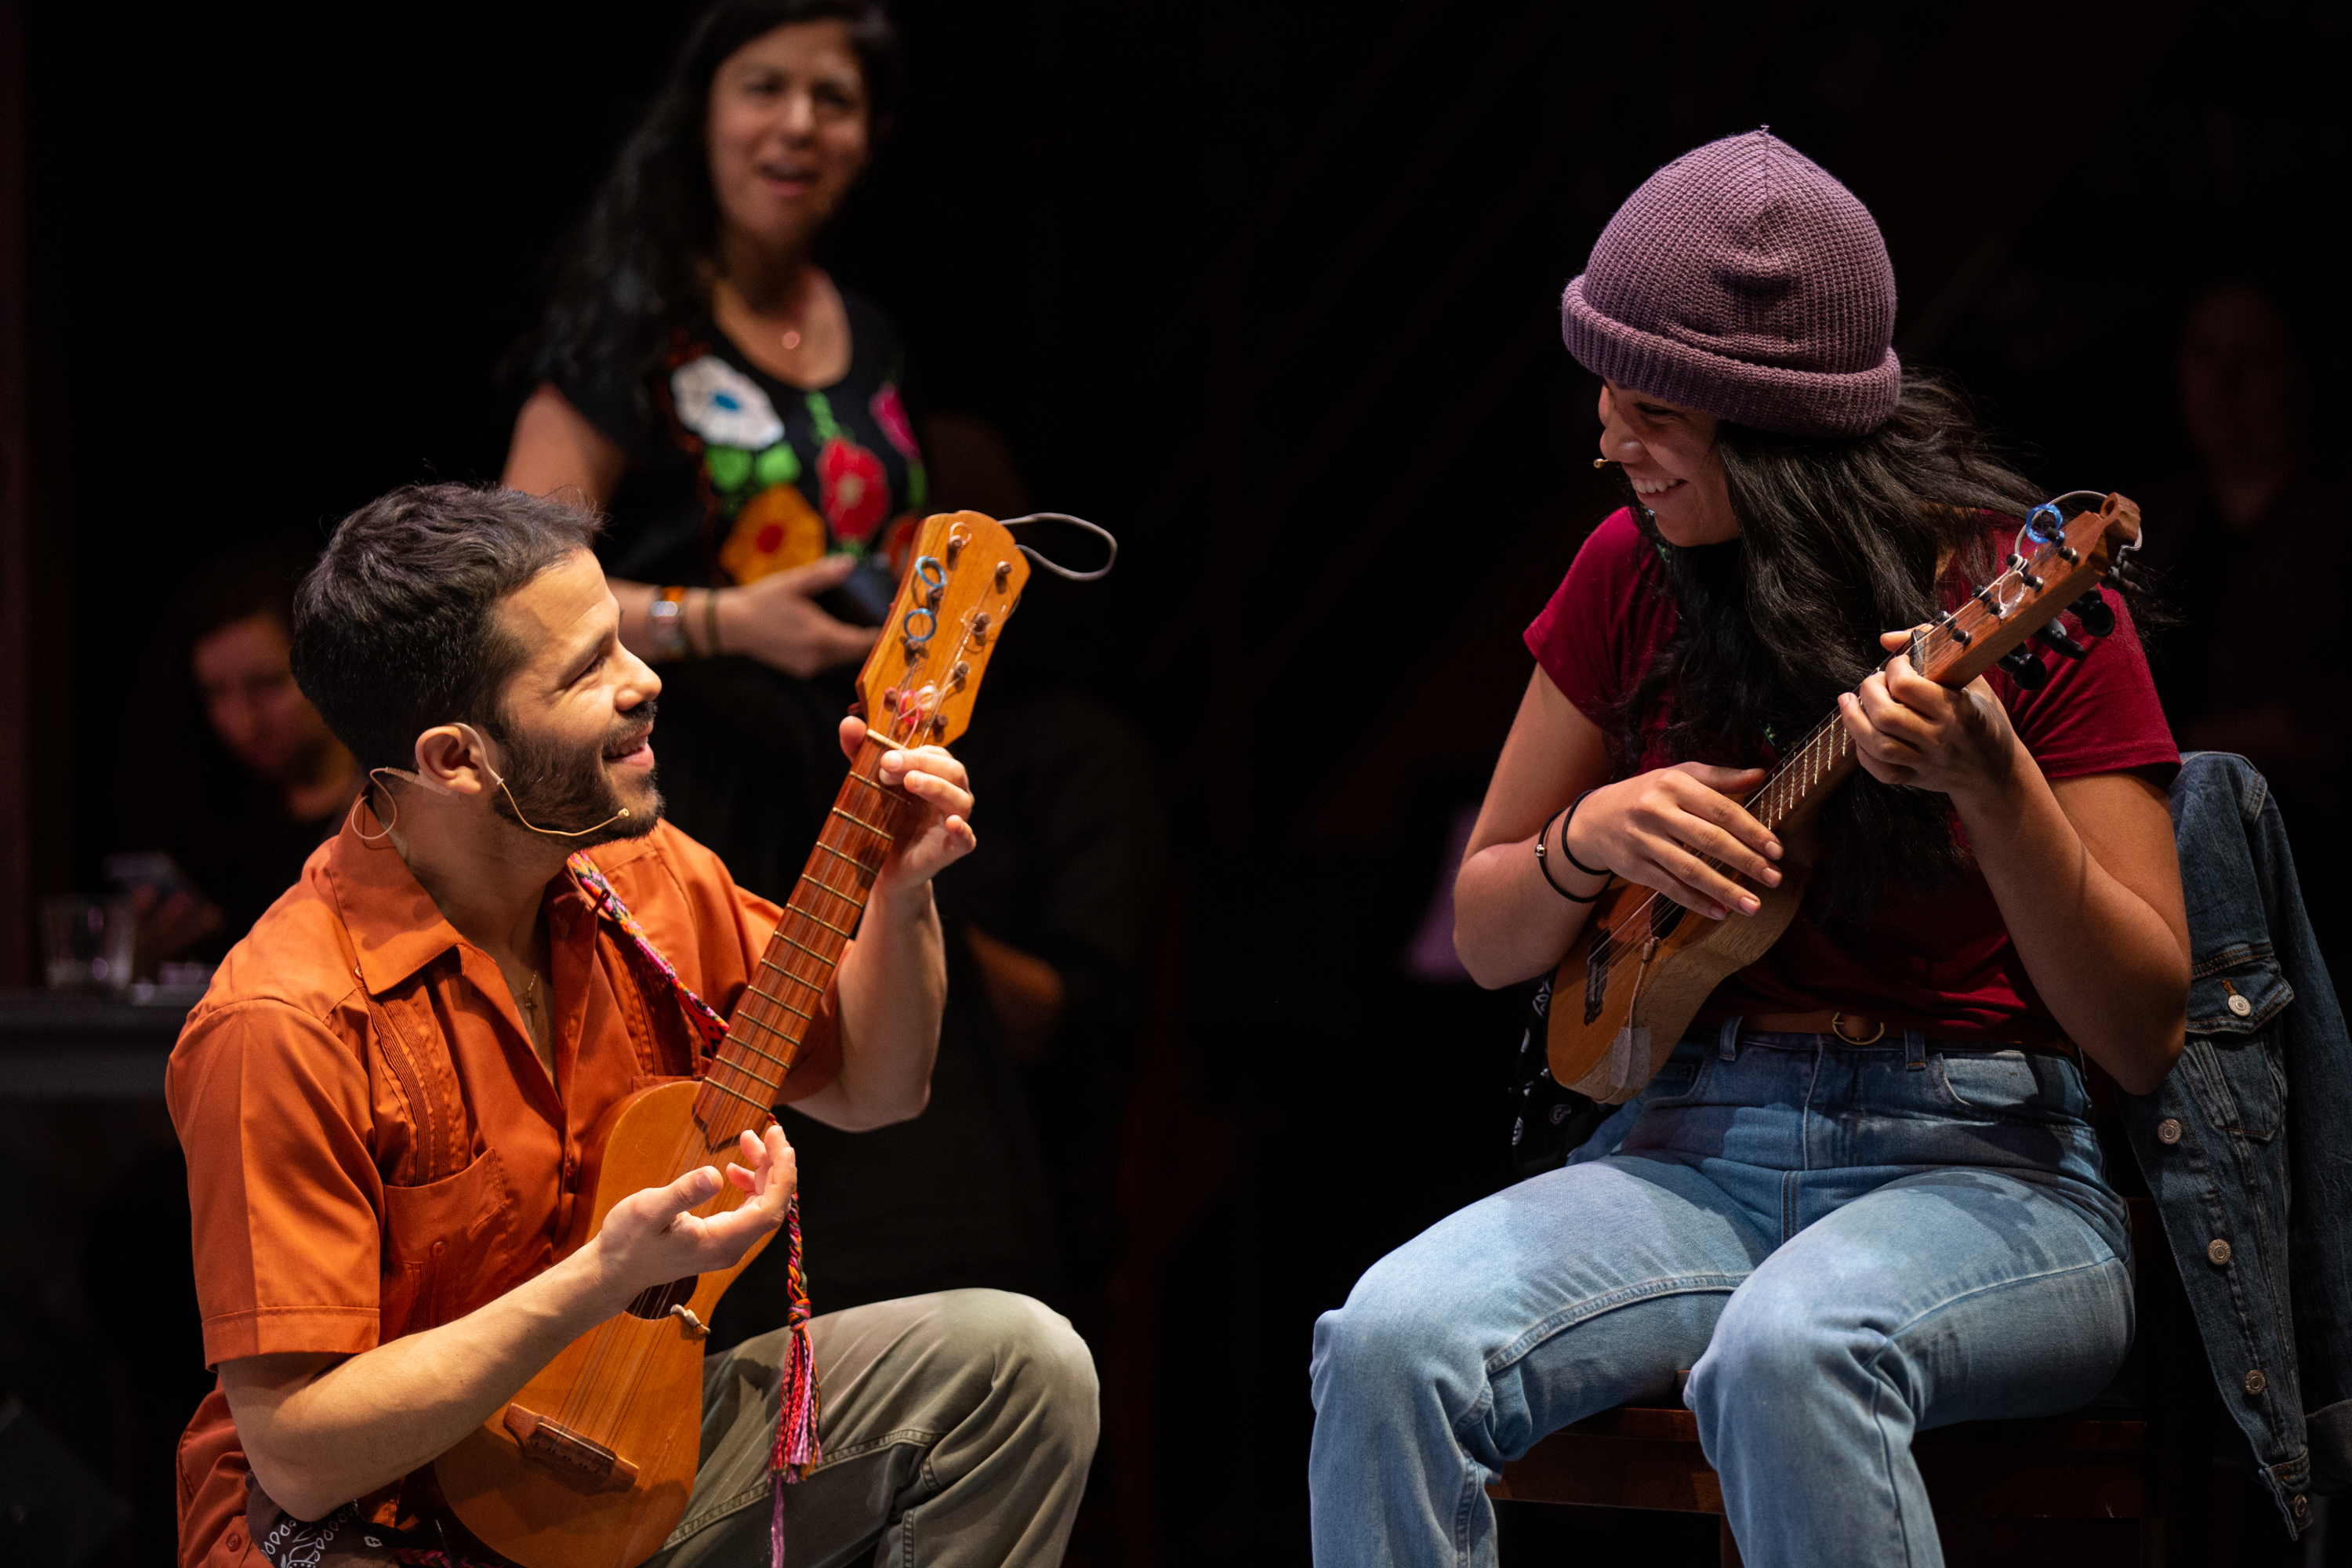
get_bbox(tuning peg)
[2106,556,2149,594]
[2069,589,2115,637]
[2034,620,2090,659]
[1998,644,2051,688]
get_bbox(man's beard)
[487,701,663,850]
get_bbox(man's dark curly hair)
[291,483,601,781]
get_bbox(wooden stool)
[1490,1199,2208,1566]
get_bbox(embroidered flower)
[719,483,829,585]
[869,383,922,461]
[876,513,919,574]
[818,439,891,542]
[671,356,784,449]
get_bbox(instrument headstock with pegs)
[1914,491,2143,691]
[856,511,1032,750]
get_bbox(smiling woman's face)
[706,20,870,257]
[1597,380,1740,546]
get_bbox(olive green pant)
[644,1290,1098,1568]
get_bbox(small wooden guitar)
[1547,492,2145,1103]
[434,511,1031,1568]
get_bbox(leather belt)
[1719,1010,2078,1058]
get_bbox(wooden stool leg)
[1719,1515,1744,1567]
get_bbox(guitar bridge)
[1584,927,1613,1025]
[503,1403,640,1494]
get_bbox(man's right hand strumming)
[584,1125,799,1315]
[222,1128,797,1523]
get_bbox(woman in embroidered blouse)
[502,0,1151,1340]
[504,0,919,889]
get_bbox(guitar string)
[555,742,902,1439]
[591,608,985,1430]
[1573,537,2077,1008]
[590,794,889,1442]
[554,794,889,1439]
[568,762,898,1443]
[1580,590,1984,999]
[590,735,927,1440]
[1578,515,2111,1006]
[572,567,996,1438]
[572,604,989,1445]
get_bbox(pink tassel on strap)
[566,855,823,1567]
[768,1199,822,1567]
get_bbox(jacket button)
[2208,1238,2234,1266]
[2157,1119,2183,1145]
[430,1240,447,1258]
[563,1156,580,1190]
[2245,1368,2268,1396]
[2227,993,2253,1017]
[2292,1494,2311,1524]
[225,1526,243,1550]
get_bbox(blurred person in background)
[2143,279,2347,967]
[503,0,1159,1340]
[122,545,359,966]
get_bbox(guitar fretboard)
[1746,543,2053,837]
[693,732,914,1141]
[1747,713,1860,837]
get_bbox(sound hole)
[626,1275,700,1319]
[1650,901,1686,940]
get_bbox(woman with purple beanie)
[1308,132,2187,1566]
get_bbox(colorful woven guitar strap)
[566,851,822,1568]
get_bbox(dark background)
[5,0,2350,1563]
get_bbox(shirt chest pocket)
[379,1145,522,1338]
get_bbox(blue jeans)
[1308,1024,2135,1568]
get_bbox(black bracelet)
[1559,790,1610,877]
[1534,808,1605,902]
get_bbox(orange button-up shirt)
[166,816,838,1566]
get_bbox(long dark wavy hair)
[523,0,902,424]
[1616,370,2049,918]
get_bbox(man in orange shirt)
[167,484,1096,1567]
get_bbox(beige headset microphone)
[356,722,631,841]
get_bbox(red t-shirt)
[1523,507,2179,1036]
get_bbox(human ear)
[407,724,493,799]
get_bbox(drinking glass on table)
[41,895,137,993]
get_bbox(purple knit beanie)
[1561,130,1900,437]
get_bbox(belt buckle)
[1830,1011,1886,1047]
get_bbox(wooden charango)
[434,512,1030,1567]
[1546,493,2145,1102]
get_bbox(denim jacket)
[2118,751,2352,1537]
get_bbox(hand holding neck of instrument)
[1837,628,2025,802]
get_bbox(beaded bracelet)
[647,586,690,662]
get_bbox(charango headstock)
[1912,489,2144,689]
[856,510,1032,750]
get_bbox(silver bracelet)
[646,590,689,661]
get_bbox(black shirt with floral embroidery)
[557,288,929,592]
[546,290,927,909]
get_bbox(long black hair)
[1617,370,2049,917]
[524,0,902,425]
